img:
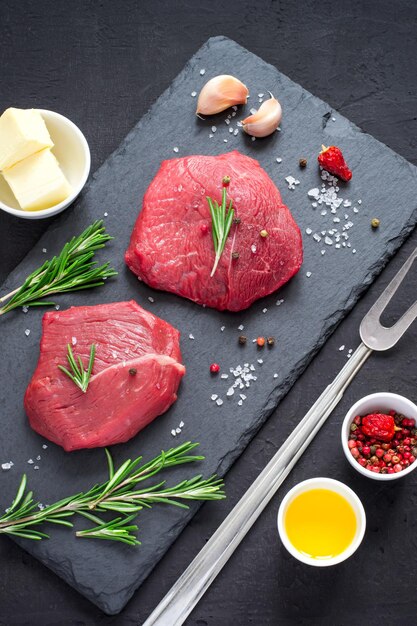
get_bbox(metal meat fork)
[144,246,417,626]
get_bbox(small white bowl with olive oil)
[277,477,366,566]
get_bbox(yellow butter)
[0,108,53,171]
[3,149,72,211]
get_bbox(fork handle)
[143,342,372,626]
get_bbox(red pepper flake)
[210,363,220,374]
[362,413,396,442]
[318,145,352,182]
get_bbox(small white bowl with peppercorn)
[342,392,417,481]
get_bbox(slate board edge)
[1,35,417,615]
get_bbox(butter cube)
[0,108,53,170]
[3,149,72,211]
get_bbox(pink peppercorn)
[387,467,395,474]
[375,448,384,458]
[210,363,220,374]
[362,446,371,456]
[350,447,360,459]
[394,463,402,473]
[348,439,357,449]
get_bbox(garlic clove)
[242,94,282,138]
[196,75,249,116]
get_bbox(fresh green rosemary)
[207,176,235,277]
[58,343,96,393]
[0,443,225,546]
[0,220,117,316]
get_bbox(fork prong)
[360,247,417,351]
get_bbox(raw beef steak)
[24,301,185,451]
[125,151,303,311]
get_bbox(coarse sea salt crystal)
[324,237,333,246]
[34,466,39,470]
[305,227,312,235]
[257,358,263,364]
[216,398,224,406]
[339,345,345,351]
[148,296,154,303]
[55,304,60,310]
[176,427,181,434]
[27,459,34,464]
[233,128,239,136]
[276,157,282,163]
[188,333,194,340]
[173,147,179,153]
[321,250,325,255]
[285,176,300,190]
[313,234,321,242]
[179,421,184,428]
[262,308,268,313]
[211,126,217,133]
[224,139,228,143]
[71,336,77,345]
[238,324,244,331]
[211,394,218,401]
[240,394,247,400]
[251,244,257,254]
[42,444,48,449]
[306,271,312,278]
[42,248,47,253]
[308,188,320,199]
[200,68,206,75]
[226,387,235,397]
[22,306,28,313]
[276,299,284,306]
[225,118,230,125]
[352,249,357,254]
[273,373,278,379]
[171,429,176,437]
[221,373,228,379]
[191,91,197,97]
[36,455,41,461]
[104,211,108,217]
[25,329,30,336]
[221,325,225,331]
[1,463,11,471]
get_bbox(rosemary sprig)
[207,176,235,277]
[0,442,225,546]
[58,343,96,393]
[0,220,117,316]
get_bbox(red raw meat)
[125,151,303,311]
[24,301,185,451]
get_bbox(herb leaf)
[58,343,96,393]
[0,443,225,546]
[207,177,235,277]
[0,220,117,316]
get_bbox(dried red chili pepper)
[361,413,396,442]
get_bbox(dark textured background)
[0,1,416,624]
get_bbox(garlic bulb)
[196,75,249,116]
[242,94,282,137]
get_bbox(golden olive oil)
[284,488,357,559]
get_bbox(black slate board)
[0,36,416,615]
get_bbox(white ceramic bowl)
[342,392,417,481]
[0,109,91,219]
[277,477,366,567]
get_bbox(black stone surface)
[0,2,416,625]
